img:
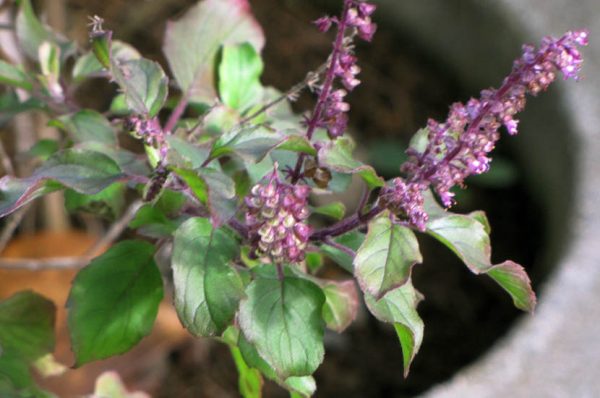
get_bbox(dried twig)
[0,138,15,176]
[0,200,144,270]
[0,206,28,255]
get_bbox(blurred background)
[0,0,586,397]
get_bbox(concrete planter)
[368,0,600,396]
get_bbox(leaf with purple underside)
[163,0,264,104]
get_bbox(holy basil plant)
[0,0,588,396]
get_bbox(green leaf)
[51,110,116,145]
[0,351,33,394]
[238,333,316,397]
[173,167,236,227]
[92,371,149,398]
[364,280,424,377]
[67,240,164,366]
[311,201,346,220]
[73,41,141,82]
[26,139,59,161]
[320,231,365,273]
[229,344,263,398]
[0,60,32,90]
[211,128,316,164]
[166,136,210,169]
[218,42,264,111]
[0,149,125,217]
[0,91,45,128]
[16,0,75,62]
[163,0,264,104]
[110,58,168,118]
[318,137,384,189]
[64,182,125,220]
[0,291,55,361]
[239,266,326,378]
[128,204,179,238]
[424,193,536,312]
[321,280,358,333]
[354,212,422,298]
[172,218,244,336]
[276,135,317,156]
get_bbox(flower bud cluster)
[379,178,428,231]
[245,172,311,263]
[401,30,588,207]
[126,116,167,159]
[313,1,377,139]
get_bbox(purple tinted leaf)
[487,260,537,313]
[424,192,536,312]
[0,149,125,217]
[111,58,168,118]
[321,280,359,333]
[354,212,422,299]
[163,0,264,104]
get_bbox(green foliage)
[318,136,384,189]
[0,291,55,361]
[424,193,536,312]
[364,281,424,377]
[163,0,264,103]
[172,218,244,336]
[218,43,264,112]
[321,280,359,333]
[354,212,422,298]
[67,241,164,366]
[0,149,124,217]
[0,0,544,395]
[239,265,326,379]
[0,60,32,90]
[110,58,169,118]
[51,110,117,145]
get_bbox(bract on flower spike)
[245,164,312,263]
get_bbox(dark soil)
[62,0,545,396]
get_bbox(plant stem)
[310,203,383,241]
[290,0,353,183]
[239,61,329,126]
[164,93,189,133]
[323,236,356,258]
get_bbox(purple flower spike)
[380,178,428,231]
[245,167,312,263]
[397,30,588,209]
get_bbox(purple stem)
[290,0,353,183]
[164,93,189,133]
[413,41,561,184]
[310,203,383,241]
